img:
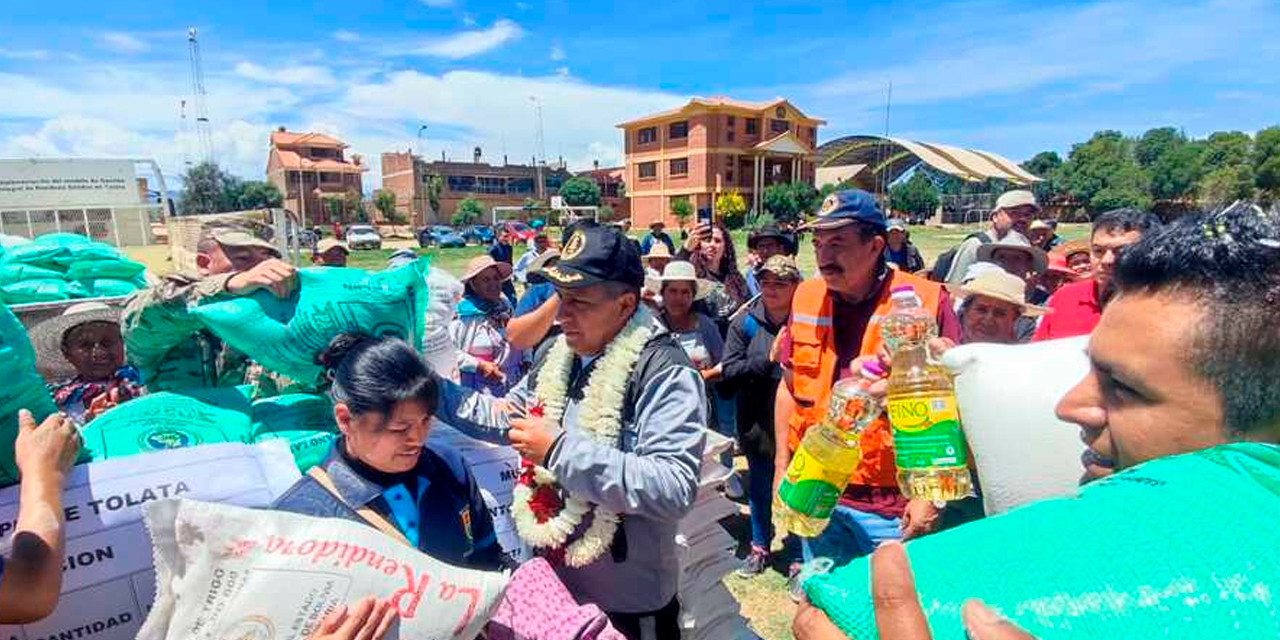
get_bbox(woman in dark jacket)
[272,333,507,571]
[719,255,802,577]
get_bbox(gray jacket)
[436,315,707,613]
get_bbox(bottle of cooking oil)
[881,285,973,501]
[776,366,882,537]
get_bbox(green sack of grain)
[192,260,428,385]
[0,302,61,486]
[84,278,142,298]
[0,264,64,286]
[2,243,68,269]
[50,243,123,267]
[79,388,255,460]
[1,278,74,304]
[249,393,337,472]
[64,257,146,281]
[804,443,1280,640]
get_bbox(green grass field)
[126,222,1090,640]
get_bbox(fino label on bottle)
[778,445,845,519]
[886,394,968,469]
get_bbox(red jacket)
[1034,279,1102,341]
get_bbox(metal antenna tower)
[187,27,213,163]
[530,96,546,198]
[179,99,192,168]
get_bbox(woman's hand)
[700,364,722,382]
[14,410,81,483]
[307,598,397,640]
[683,223,710,253]
[509,414,561,465]
[476,360,506,382]
[900,499,941,541]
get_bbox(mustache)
[819,263,844,273]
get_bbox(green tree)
[178,161,233,215]
[670,197,693,228]
[763,182,818,223]
[373,189,400,223]
[1147,141,1203,201]
[323,197,343,222]
[1021,151,1063,177]
[425,175,443,221]
[597,204,616,222]
[1198,165,1256,207]
[1253,125,1280,201]
[889,172,940,219]
[1199,131,1253,173]
[558,176,602,206]
[230,181,283,209]
[453,197,484,226]
[343,189,367,223]
[1134,127,1186,168]
[715,189,749,229]
[1058,131,1152,214]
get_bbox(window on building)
[477,176,505,194]
[775,106,786,118]
[725,169,734,184]
[603,183,620,198]
[771,119,790,134]
[638,127,658,145]
[727,129,735,142]
[507,177,534,194]
[638,162,657,179]
[727,115,736,127]
[745,118,758,135]
[545,175,564,190]
[669,121,689,139]
[447,175,475,192]
[320,172,340,183]
[669,158,689,176]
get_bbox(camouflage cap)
[202,226,280,257]
[756,254,802,282]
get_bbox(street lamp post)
[417,125,429,224]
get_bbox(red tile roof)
[270,131,348,148]
[272,149,366,173]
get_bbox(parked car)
[460,224,495,245]
[417,225,465,248]
[499,221,536,243]
[345,224,382,250]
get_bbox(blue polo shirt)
[515,281,556,317]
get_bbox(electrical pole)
[530,96,546,199]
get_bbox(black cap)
[748,225,797,254]
[536,225,644,289]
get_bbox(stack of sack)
[675,430,756,640]
[0,233,147,304]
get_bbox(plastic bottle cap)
[861,360,886,378]
[890,285,916,295]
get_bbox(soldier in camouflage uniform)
[122,227,299,396]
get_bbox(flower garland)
[512,307,655,567]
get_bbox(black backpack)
[929,232,991,282]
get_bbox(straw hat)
[529,248,560,272]
[994,190,1040,213]
[977,235,1049,274]
[461,255,513,283]
[642,243,672,263]
[1045,253,1078,278]
[948,268,1049,317]
[30,301,122,379]
[644,260,714,300]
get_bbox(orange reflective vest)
[787,270,943,489]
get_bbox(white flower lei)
[511,306,655,567]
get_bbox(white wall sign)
[0,441,300,640]
[0,159,141,209]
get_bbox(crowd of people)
[2,188,1277,640]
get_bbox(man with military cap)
[437,224,707,639]
[744,224,798,296]
[774,189,961,570]
[122,225,298,393]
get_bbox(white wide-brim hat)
[644,260,714,301]
[30,301,122,379]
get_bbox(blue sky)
[1,0,1277,188]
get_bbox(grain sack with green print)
[192,260,429,385]
[249,393,337,472]
[79,387,255,460]
[804,443,1280,640]
[0,301,60,486]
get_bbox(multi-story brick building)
[618,97,824,228]
[381,149,573,225]
[265,127,366,225]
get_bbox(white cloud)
[554,66,569,77]
[462,14,478,26]
[409,19,523,59]
[333,30,361,43]
[515,2,530,9]
[234,61,337,87]
[549,43,566,61]
[100,32,149,54]
[338,69,684,176]
[419,0,455,7]
[0,48,49,60]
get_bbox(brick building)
[575,163,630,221]
[265,127,366,225]
[618,97,824,228]
[381,149,573,225]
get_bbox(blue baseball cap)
[803,189,887,231]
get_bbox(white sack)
[941,336,1090,515]
[138,498,509,640]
